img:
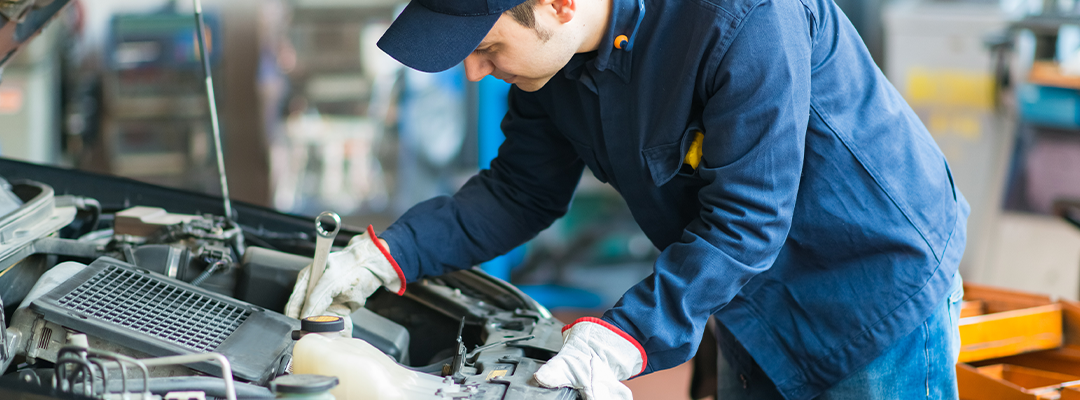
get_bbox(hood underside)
[0,0,71,68]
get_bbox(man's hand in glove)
[284,225,406,336]
[534,317,647,400]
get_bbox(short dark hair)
[507,0,539,29]
[506,0,552,41]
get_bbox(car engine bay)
[0,159,575,400]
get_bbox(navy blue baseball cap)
[377,0,529,73]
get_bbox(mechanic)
[285,0,969,398]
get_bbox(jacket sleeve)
[380,87,585,282]
[603,0,814,374]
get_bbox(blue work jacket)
[382,0,969,397]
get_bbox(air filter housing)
[29,257,298,383]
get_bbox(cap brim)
[377,1,501,73]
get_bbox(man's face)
[463,11,577,92]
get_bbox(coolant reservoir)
[292,316,450,400]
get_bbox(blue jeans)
[715,273,964,399]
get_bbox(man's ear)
[539,0,576,24]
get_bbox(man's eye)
[474,47,492,54]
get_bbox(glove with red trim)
[284,225,406,337]
[534,317,647,400]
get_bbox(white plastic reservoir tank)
[291,316,453,400]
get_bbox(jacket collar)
[562,0,639,84]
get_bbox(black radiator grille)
[57,265,249,352]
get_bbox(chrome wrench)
[307,211,341,307]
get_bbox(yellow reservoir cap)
[301,315,345,333]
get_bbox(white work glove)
[284,225,405,337]
[534,317,646,400]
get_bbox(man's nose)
[464,53,494,82]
